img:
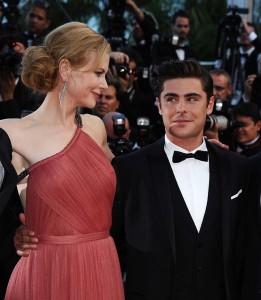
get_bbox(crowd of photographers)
[1,0,260,158]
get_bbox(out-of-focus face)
[26,6,50,34]
[92,85,120,118]
[211,74,232,100]
[171,17,190,42]
[132,20,144,42]
[68,52,109,109]
[157,77,214,150]
[234,116,261,144]
[240,25,254,48]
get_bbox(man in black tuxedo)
[0,128,22,299]
[112,59,250,300]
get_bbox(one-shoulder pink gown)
[5,127,124,300]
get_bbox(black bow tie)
[172,150,208,163]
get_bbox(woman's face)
[68,52,110,109]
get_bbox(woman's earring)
[59,82,67,101]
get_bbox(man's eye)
[167,97,176,102]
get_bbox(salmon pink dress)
[5,125,124,300]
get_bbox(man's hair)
[31,0,50,18]
[171,9,190,25]
[157,59,213,101]
[209,68,232,86]
[233,102,261,123]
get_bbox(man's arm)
[14,213,38,257]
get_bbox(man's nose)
[176,100,187,112]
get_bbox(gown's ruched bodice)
[5,127,124,300]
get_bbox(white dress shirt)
[164,135,210,232]
[0,161,5,189]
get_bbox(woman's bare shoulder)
[81,114,106,139]
[80,114,113,161]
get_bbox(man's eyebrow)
[163,92,202,98]
[185,93,202,98]
[163,92,178,98]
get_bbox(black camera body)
[108,113,133,156]
[205,99,244,131]
[136,117,151,148]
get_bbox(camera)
[115,64,133,79]
[0,38,22,77]
[136,117,151,148]
[204,98,245,131]
[108,113,133,156]
[204,99,231,131]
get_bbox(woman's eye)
[95,72,103,77]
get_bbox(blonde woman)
[1,22,124,299]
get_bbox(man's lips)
[173,119,191,125]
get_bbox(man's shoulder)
[208,141,249,165]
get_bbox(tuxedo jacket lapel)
[206,142,232,265]
[148,138,176,261]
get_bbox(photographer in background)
[126,0,158,67]
[23,0,51,47]
[113,47,158,131]
[204,69,234,145]
[231,102,261,157]
[0,33,25,118]
[153,9,198,63]
[0,33,44,117]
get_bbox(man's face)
[157,78,214,149]
[240,25,254,48]
[171,17,190,42]
[211,74,232,100]
[234,116,261,144]
[26,6,50,34]
[132,20,144,42]
[92,85,119,118]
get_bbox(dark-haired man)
[154,10,198,62]
[24,0,51,47]
[112,59,250,300]
[231,102,261,157]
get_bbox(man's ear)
[256,120,261,132]
[207,96,215,115]
[59,59,70,82]
[45,19,51,30]
[156,97,162,115]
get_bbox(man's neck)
[166,133,204,152]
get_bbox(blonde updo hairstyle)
[21,22,111,93]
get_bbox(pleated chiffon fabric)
[5,127,124,300]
